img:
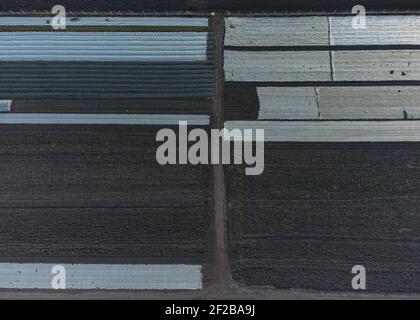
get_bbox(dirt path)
[205,14,234,291]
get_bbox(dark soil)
[226,142,420,293]
[0,1,418,12]
[0,124,211,263]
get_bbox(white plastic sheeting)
[0,113,210,125]
[256,86,420,120]
[225,120,420,142]
[225,15,420,47]
[257,87,318,119]
[0,263,202,289]
[332,50,420,81]
[224,50,332,82]
[0,32,210,62]
[318,86,420,120]
[329,15,420,46]
[225,16,329,46]
[0,100,11,112]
